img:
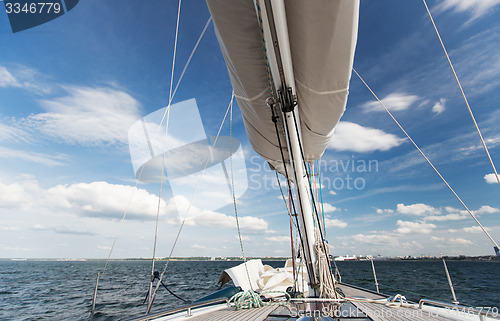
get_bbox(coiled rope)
[228,290,291,310]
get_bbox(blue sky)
[0,0,499,259]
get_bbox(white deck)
[134,284,499,321]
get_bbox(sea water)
[0,260,498,320]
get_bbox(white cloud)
[421,205,498,221]
[265,236,290,243]
[27,86,141,145]
[0,180,44,210]
[184,210,268,231]
[190,244,208,249]
[0,122,30,143]
[375,208,394,214]
[362,92,419,113]
[396,203,440,216]
[0,64,52,94]
[0,179,270,234]
[462,226,490,233]
[0,222,20,231]
[424,213,468,221]
[450,238,474,245]
[395,220,437,234]
[48,181,163,220]
[351,233,397,244]
[474,205,500,215]
[172,195,268,231]
[328,190,337,195]
[445,206,459,213]
[484,173,499,184]
[436,0,500,21]
[0,66,20,87]
[322,203,338,213]
[324,218,347,228]
[432,98,446,114]
[402,240,424,249]
[31,224,97,235]
[0,146,67,166]
[329,122,404,153]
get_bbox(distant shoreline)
[1,255,499,262]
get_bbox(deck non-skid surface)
[187,305,278,321]
[186,284,459,321]
[337,283,385,300]
[353,301,458,321]
[338,283,463,321]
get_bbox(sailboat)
[87,0,500,320]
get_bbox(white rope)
[353,68,500,250]
[314,227,337,298]
[227,290,290,310]
[422,0,500,188]
[147,93,235,313]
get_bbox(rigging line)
[101,150,156,275]
[147,104,171,308]
[275,171,299,232]
[98,102,172,278]
[256,0,276,98]
[290,189,304,292]
[147,93,234,313]
[170,16,212,103]
[353,68,500,250]
[310,162,322,233]
[271,119,304,288]
[91,151,157,319]
[275,171,290,214]
[290,113,337,292]
[275,172,300,289]
[93,2,190,310]
[229,99,253,290]
[318,160,326,238]
[169,0,182,104]
[287,187,298,290]
[147,150,165,308]
[281,111,316,286]
[157,0,182,131]
[156,16,211,135]
[258,0,317,291]
[422,0,500,188]
[267,98,308,284]
[269,100,300,228]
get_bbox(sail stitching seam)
[295,78,348,96]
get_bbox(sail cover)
[207,0,359,170]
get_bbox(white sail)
[207,0,359,170]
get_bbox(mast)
[259,0,319,296]
[208,0,359,298]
